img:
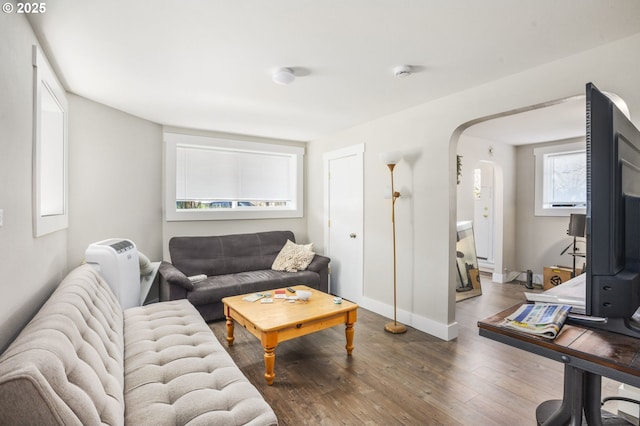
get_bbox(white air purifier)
[85,238,140,309]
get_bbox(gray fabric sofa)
[160,231,330,322]
[0,265,277,426]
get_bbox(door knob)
[349,233,357,238]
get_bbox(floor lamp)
[380,151,407,334]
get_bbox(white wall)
[1,14,166,352]
[307,33,640,340]
[67,95,163,267]
[0,14,68,351]
[514,139,587,277]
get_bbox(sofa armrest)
[307,254,330,273]
[307,254,330,294]
[158,261,194,291]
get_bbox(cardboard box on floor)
[543,266,583,290]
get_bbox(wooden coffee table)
[222,285,358,385]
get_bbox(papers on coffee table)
[242,293,271,302]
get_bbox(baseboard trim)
[358,296,458,341]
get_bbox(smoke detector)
[393,65,413,78]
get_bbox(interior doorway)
[454,95,588,283]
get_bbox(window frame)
[32,45,69,237]
[534,140,586,217]
[164,132,304,221]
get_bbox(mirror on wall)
[456,221,482,301]
[32,45,68,237]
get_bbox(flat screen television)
[574,83,640,338]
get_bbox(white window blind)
[176,147,292,201]
[165,132,304,221]
[32,45,68,236]
[40,89,65,215]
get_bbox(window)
[164,132,304,221]
[473,168,482,199]
[534,141,586,216]
[32,45,68,236]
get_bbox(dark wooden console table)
[478,305,640,425]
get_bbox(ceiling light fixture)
[393,65,412,78]
[272,67,295,85]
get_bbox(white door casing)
[324,144,364,303]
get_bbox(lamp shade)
[568,213,586,237]
[379,150,402,165]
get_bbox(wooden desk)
[478,304,640,425]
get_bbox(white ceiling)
[464,96,587,146]
[27,0,640,142]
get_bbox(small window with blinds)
[165,132,304,221]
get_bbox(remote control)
[286,287,295,293]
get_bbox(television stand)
[535,366,632,425]
[478,304,640,425]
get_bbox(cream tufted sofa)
[0,264,277,425]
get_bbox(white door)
[473,163,494,263]
[324,144,364,303]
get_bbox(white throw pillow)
[272,240,315,272]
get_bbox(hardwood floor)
[209,278,623,425]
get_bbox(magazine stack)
[503,303,572,339]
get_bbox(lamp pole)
[384,162,407,334]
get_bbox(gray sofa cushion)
[187,269,320,306]
[169,231,295,277]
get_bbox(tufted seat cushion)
[0,265,125,425]
[124,300,276,425]
[0,265,277,426]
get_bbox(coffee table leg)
[345,310,356,355]
[264,347,276,385]
[225,316,235,346]
[262,332,277,385]
[345,322,355,355]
